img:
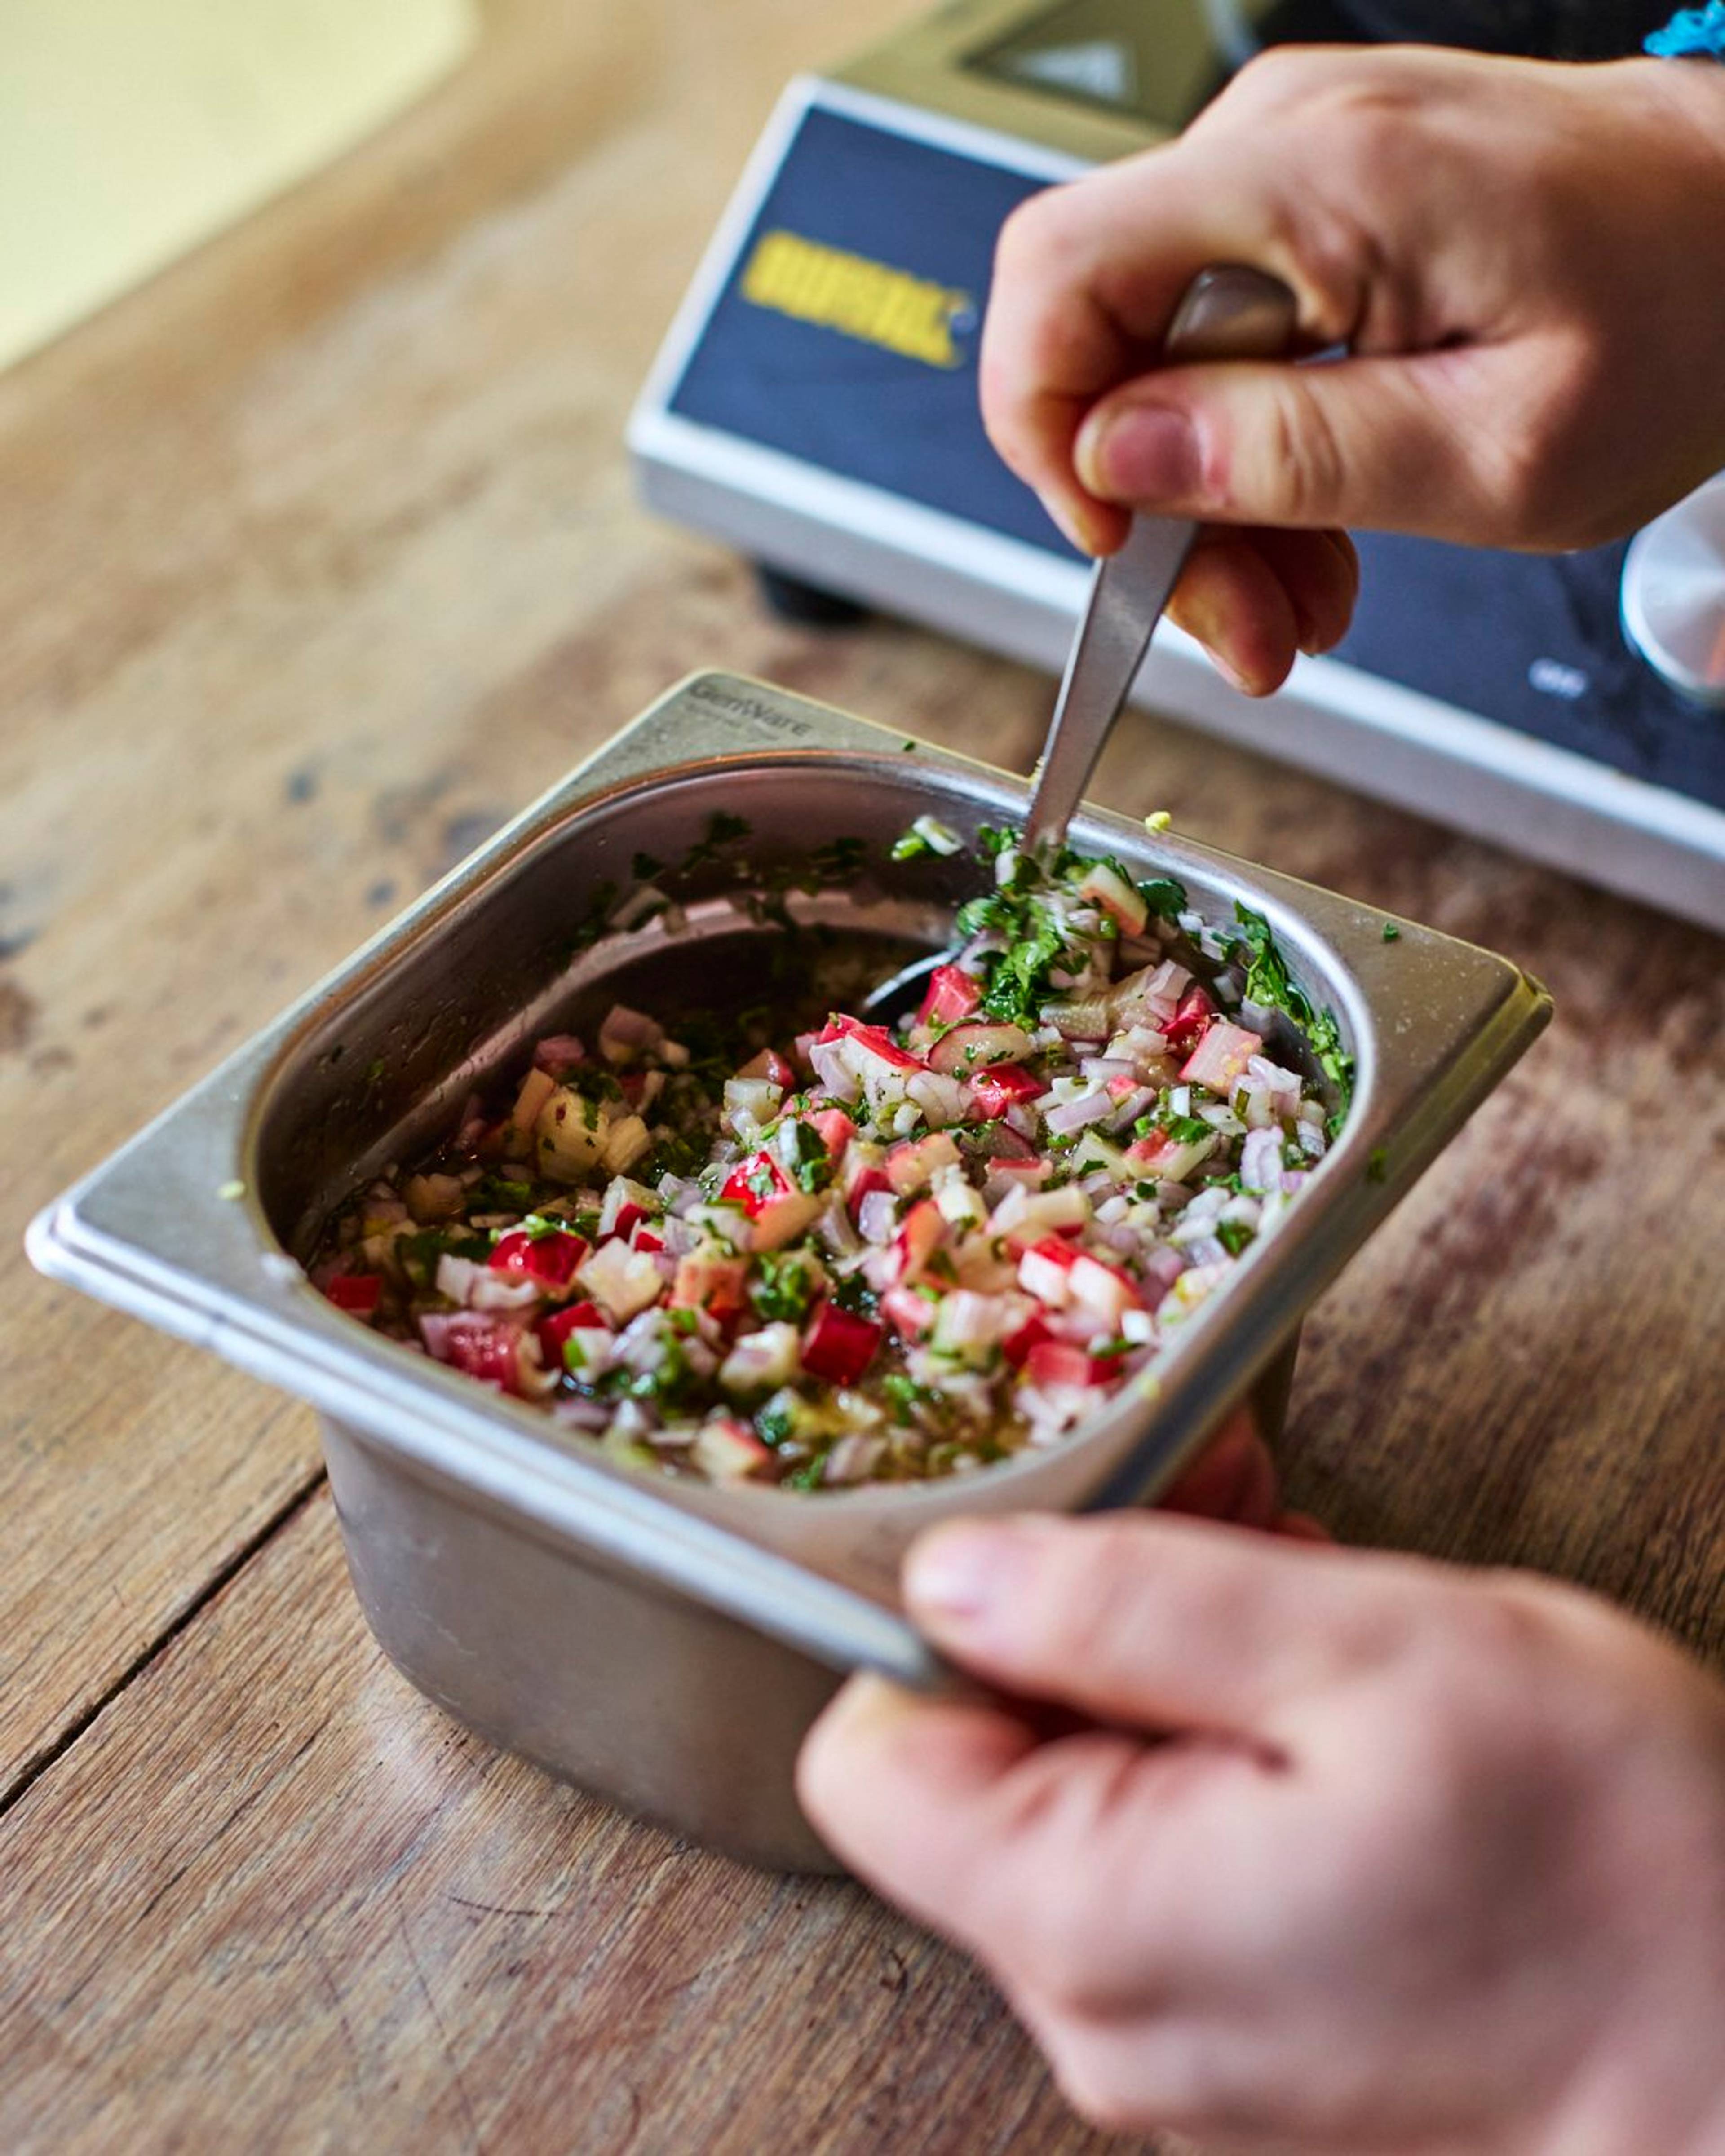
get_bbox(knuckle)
[992,186,1075,285]
[1473,340,1604,542]
[1030,1519,1152,1654]
[1250,376,1348,525]
[1215,43,1333,117]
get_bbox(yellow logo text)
[739,229,972,370]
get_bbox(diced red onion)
[1045,1090,1113,1135]
[551,1398,611,1432]
[808,1037,859,1102]
[858,1188,898,1246]
[1240,1127,1283,1194]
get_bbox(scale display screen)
[967,0,1270,127]
[964,0,1442,128]
[631,13,1725,931]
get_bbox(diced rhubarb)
[420,1311,528,1395]
[814,1014,924,1070]
[807,1107,856,1163]
[576,1238,665,1324]
[1002,1308,1054,1368]
[671,1252,749,1318]
[323,1273,382,1317]
[1067,1251,1144,1325]
[1076,860,1149,935]
[537,1302,612,1370]
[1163,986,1217,1056]
[1125,1130,1218,1183]
[800,1302,883,1386]
[750,1189,823,1252]
[929,1021,1035,1078]
[600,1176,658,1240]
[916,963,983,1029]
[886,1130,962,1195]
[1181,1021,1265,1096]
[887,1198,946,1285]
[718,1323,803,1396]
[691,1418,776,1483]
[994,1185,1092,1251]
[881,1282,939,1341]
[738,1046,796,1090]
[842,1148,893,1219]
[489,1229,588,1289]
[966,1063,1045,1120]
[1023,1339,1118,1390]
[1019,1235,1080,1307]
[721,1150,795,1219]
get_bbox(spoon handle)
[1022,264,1298,856]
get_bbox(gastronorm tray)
[27,672,1551,1868]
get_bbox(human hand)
[980,46,1725,693]
[799,1512,1725,2154]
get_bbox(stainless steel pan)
[28,672,1551,1868]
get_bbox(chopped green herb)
[1382,921,1401,942]
[1216,1219,1255,1256]
[756,1400,799,1448]
[749,1252,821,1324]
[1229,904,1356,1136]
[1137,875,1189,921]
[783,1119,831,1194]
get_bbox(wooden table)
[2,4,1721,2147]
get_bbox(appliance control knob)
[1621,471,1725,707]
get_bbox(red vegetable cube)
[424,1311,529,1394]
[323,1273,382,1317]
[489,1228,588,1289]
[691,1418,777,1483]
[1163,986,1216,1055]
[1023,1339,1116,1390]
[1001,1308,1054,1368]
[916,963,983,1029]
[800,1302,884,1386]
[670,1253,749,1319]
[815,1013,924,1071]
[888,1198,946,1285]
[537,1302,611,1368]
[721,1149,795,1219]
[738,1046,796,1091]
[808,1107,856,1163]
[966,1063,1044,1120]
[1018,1235,1080,1307]
[881,1282,939,1342]
[1180,1021,1265,1096]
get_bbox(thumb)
[1074,347,1523,542]
[903,1511,1402,1738]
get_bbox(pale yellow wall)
[0,0,479,369]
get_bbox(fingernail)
[1081,406,1202,505]
[905,1522,1034,1617]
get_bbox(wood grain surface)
[2,0,1721,2148]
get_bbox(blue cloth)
[1646,4,1725,52]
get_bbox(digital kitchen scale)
[629,0,1725,930]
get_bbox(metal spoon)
[1022,262,1298,855]
[862,265,1296,1025]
